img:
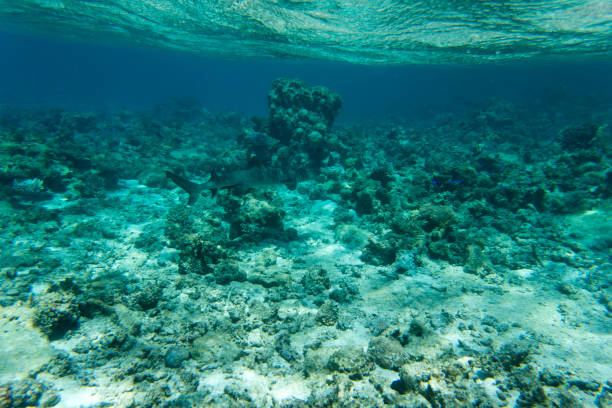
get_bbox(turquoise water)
[0,3,611,408]
[1,0,611,64]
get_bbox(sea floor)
[0,97,611,407]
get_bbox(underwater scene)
[0,1,611,407]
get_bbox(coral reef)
[268,78,343,172]
[0,83,610,407]
[33,293,80,339]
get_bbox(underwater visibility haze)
[0,1,611,407]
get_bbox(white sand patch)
[325,323,370,351]
[52,317,113,354]
[564,206,612,249]
[481,378,506,407]
[48,376,135,408]
[0,307,55,383]
[443,275,612,382]
[199,368,310,402]
[511,268,535,280]
[277,301,317,321]
[41,193,71,210]
[116,179,148,190]
[289,199,337,238]
[198,371,227,394]
[310,242,363,265]
[56,384,103,408]
[270,375,310,401]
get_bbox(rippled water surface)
[1,0,611,64]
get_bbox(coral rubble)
[0,82,610,407]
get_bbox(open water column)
[0,1,611,407]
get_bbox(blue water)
[1,6,612,407]
[1,28,611,122]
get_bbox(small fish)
[166,167,292,205]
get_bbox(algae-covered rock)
[361,236,399,266]
[326,347,372,379]
[559,123,599,150]
[301,267,331,295]
[276,332,301,363]
[494,340,533,370]
[133,284,162,310]
[398,362,431,393]
[0,379,46,408]
[367,337,409,371]
[247,267,291,288]
[33,293,80,339]
[268,78,342,170]
[164,346,191,368]
[164,204,197,247]
[229,194,286,240]
[214,261,246,285]
[268,78,342,144]
[178,236,228,275]
[306,384,340,407]
[335,224,370,249]
[427,238,468,265]
[191,333,242,364]
[315,300,339,326]
[417,204,456,233]
[329,280,359,303]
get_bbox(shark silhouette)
[166,167,293,205]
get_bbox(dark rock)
[361,236,398,266]
[495,340,532,370]
[369,318,391,337]
[268,78,342,144]
[481,314,499,328]
[556,282,579,296]
[551,389,581,408]
[329,280,359,303]
[569,379,601,392]
[224,383,252,402]
[39,390,61,407]
[306,384,339,408]
[517,385,548,406]
[417,204,456,233]
[539,368,565,386]
[164,347,191,368]
[559,123,599,150]
[134,284,162,311]
[596,386,612,408]
[33,293,80,339]
[230,195,285,240]
[397,362,430,393]
[315,300,339,326]
[326,347,372,379]
[408,319,428,338]
[280,399,309,408]
[367,337,409,371]
[276,332,300,363]
[0,386,10,408]
[215,261,246,285]
[2,379,45,408]
[428,311,453,329]
[370,167,395,187]
[355,189,376,215]
[46,352,77,377]
[301,267,331,295]
[179,237,227,275]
